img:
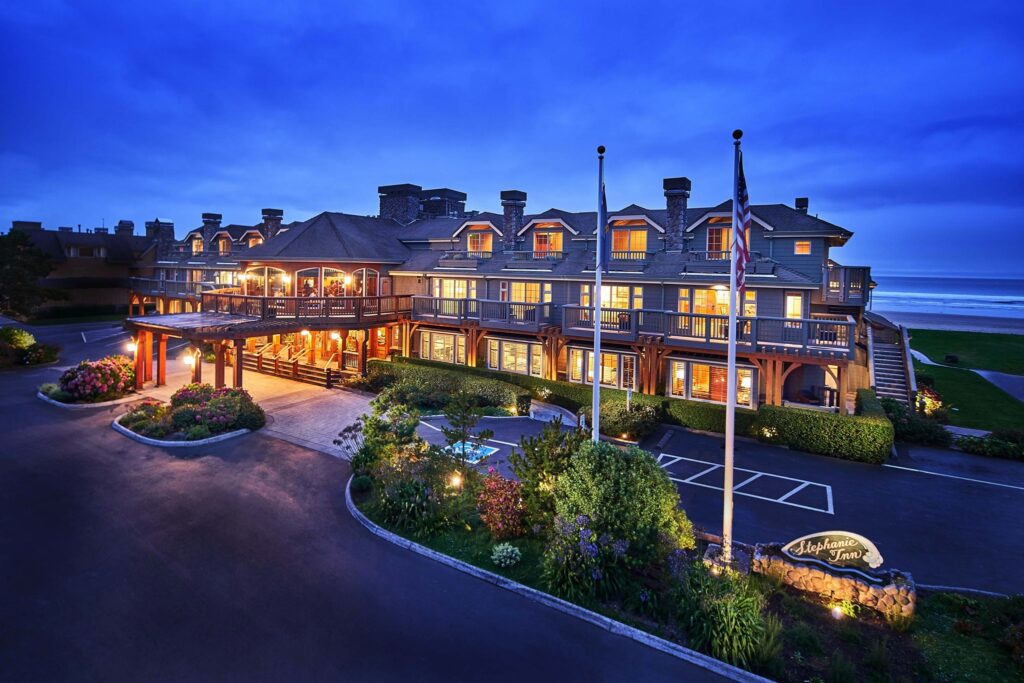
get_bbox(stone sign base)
[751,543,916,621]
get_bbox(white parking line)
[418,420,519,449]
[658,453,834,515]
[882,464,1024,492]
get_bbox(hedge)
[391,357,894,463]
[366,360,532,415]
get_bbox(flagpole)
[591,145,605,443]
[722,130,742,566]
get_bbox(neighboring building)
[125,180,906,412]
[9,219,167,311]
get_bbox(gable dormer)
[453,216,502,256]
[518,217,577,257]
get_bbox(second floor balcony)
[201,291,412,324]
[823,262,871,305]
[411,296,555,332]
[561,305,855,358]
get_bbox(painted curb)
[345,476,771,683]
[36,391,141,410]
[111,413,250,448]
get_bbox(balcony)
[201,292,412,324]
[823,262,871,305]
[511,250,565,261]
[561,305,855,358]
[439,250,493,268]
[129,277,221,298]
[411,296,554,332]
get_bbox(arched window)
[296,268,320,297]
[242,267,288,296]
[267,268,288,297]
[353,268,379,296]
[242,267,265,296]
[323,268,349,297]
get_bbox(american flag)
[733,149,752,293]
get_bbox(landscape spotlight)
[449,472,463,489]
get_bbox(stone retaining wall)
[751,543,916,620]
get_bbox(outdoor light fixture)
[283,275,292,285]
[301,329,311,336]
[126,340,138,354]
[330,332,341,341]
[449,472,463,489]
[183,354,195,367]
[238,273,247,282]
[343,275,353,286]
[830,605,844,620]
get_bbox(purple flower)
[576,514,590,526]
[612,539,629,558]
[579,528,592,542]
[579,541,599,559]
[591,568,603,580]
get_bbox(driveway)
[643,426,1024,594]
[1,324,724,682]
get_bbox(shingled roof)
[241,212,412,262]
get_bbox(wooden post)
[838,364,849,415]
[157,334,167,386]
[142,331,153,382]
[134,336,144,389]
[401,322,410,357]
[358,330,368,375]
[234,339,244,388]
[192,344,202,384]
[309,332,318,364]
[272,334,280,355]
[214,343,226,388]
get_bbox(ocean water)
[871,275,1024,320]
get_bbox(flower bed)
[0,326,60,368]
[39,355,134,404]
[117,383,265,441]
[349,404,1022,682]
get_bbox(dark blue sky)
[3,1,1022,275]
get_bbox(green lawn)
[910,329,1024,375]
[914,360,1024,432]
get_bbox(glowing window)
[794,241,811,255]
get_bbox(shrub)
[375,477,449,537]
[170,383,215,407]
[366,360,530,415]
[21,342,60,365]
[543,441,695,601]
[992,428,1024,446]
[491,542,522,568]
[679,563,767,669]
[1004,622,1024,669]
[663,398,757,435]
[171,406,200,431]
[580,399,661,440]
[0,326,35,350]
[185,424,212,440]
[881,397,952,447]
[510,417,587,527]
[476,470,526,540]
[58,355,134,402]
[351,475,373,493]
[957,435,1024,461]
[826,651,857,683]
[754,404,893,463]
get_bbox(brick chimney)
[261,208,284,238]
[201,212,222,244]
[115,220,134,237]
[795,197,809,214]
[663,177,691,252]
[500,190,527,251]
[378,184,422,225]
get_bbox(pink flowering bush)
[476,469,526,540]
[58,355,135,402]
[122,383,265,441]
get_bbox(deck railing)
[411,296,553,330]
[511,250,565,260]
[200,292,412,322]
[441,250,493,260]
[561,305,854,355]
[128,277,220,298]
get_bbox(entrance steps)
[242,352,344,388]
[871,341,912,405]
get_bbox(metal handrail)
[441,250,493,260]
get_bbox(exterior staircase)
[868,324,914,405]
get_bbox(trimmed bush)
[881,397,952,447]
[957,435,1024,461]
[58,355,134,402]
[491,542,522,568]
[663,398,757,435]
[0,326,35,350]
[580,399,661,440]
[351,475,373,493]
[753,404,893,463]
[21,342,59,365]
[120,383,265,440]
[366,360,530,415]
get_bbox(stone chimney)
[201,212,222,244]
[261,208,284,238]
[795,197,809,214]
[115,220,134,237]
[378,184,422,225]
[500,190,527,251]
[94,227,109,235]
[145,219,176,257]
[663,177,691,252]
[420,188,467,218]
[10,220,42,232]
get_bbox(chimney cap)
[261,208,284,218]
[202,212,223,221]
[663,177,692,193]
[420,188,467,201]
[378,183,422,196]
[500,189,527,203]
[795,197,809,212]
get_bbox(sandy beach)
[874,310,1024,334]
